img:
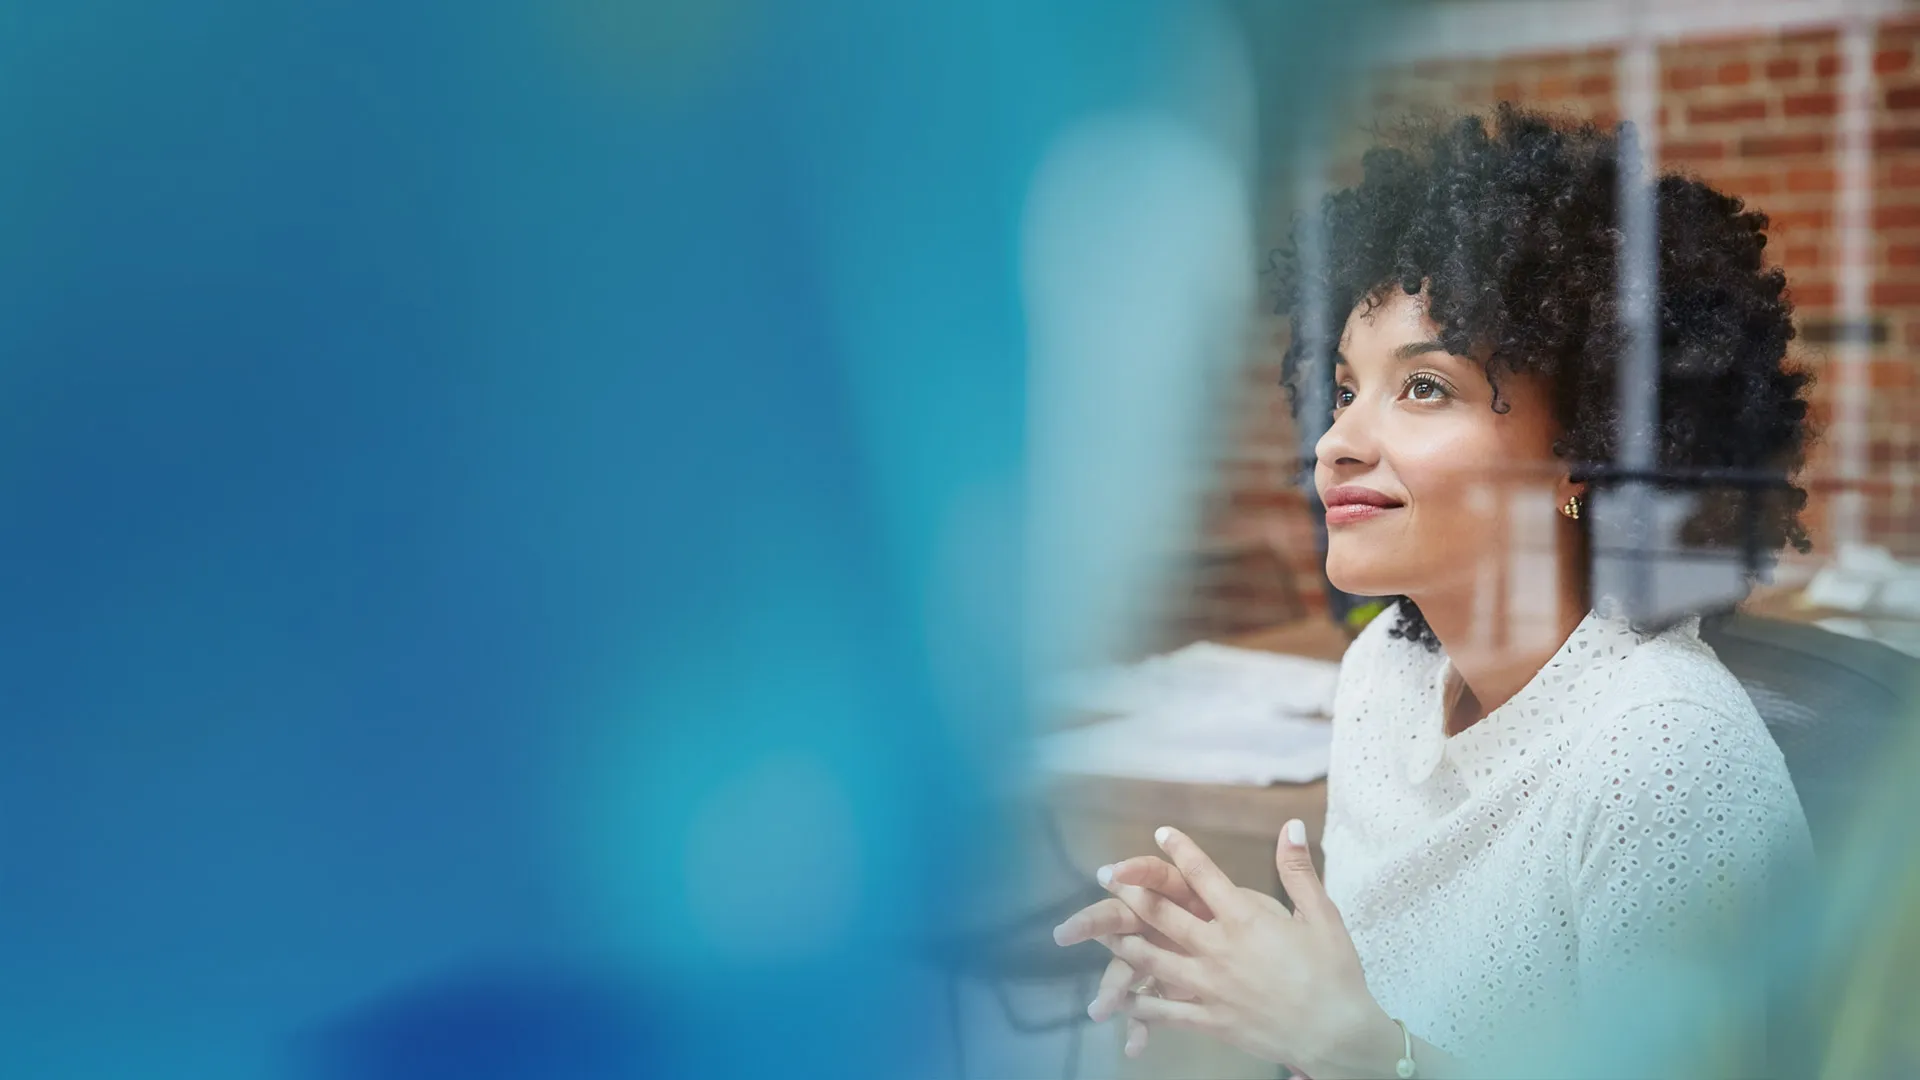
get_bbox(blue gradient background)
[0,2,1372,1077]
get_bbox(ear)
[1554,474,1587,520]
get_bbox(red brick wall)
[1183,15,1920,642]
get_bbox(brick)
[1689,98,1770,124]
[1492,79,1523,102]
[1718,60,1753,86]
[1889,244,1920,266]
[1716,172,1778,196]
[1816,53,1842,78]
[1663,138,1727,164]
[1866,508,1903,535]
[1874,127,1920,152]
[1882,353,1920,396]
[1537,74,1578,98]
[1792,281,1837,307]
[1786,167,1837,193]
[1740,132,1828,157]
[1666,65,1710,92]
[1891,161,1920,187]
[1783,91,1839,117]
[1873,281,1920,305]
[1577,73,1614,97]
[1766,56,1804,80]
[1874,203,1920,228]
[1774,207,1834,230]
[1781,243,1823,267]
[1876,359,1920,390]
[1884,13,1920,38]
[1228,490,1295,511]
[1888,85,1920,110]
[1780,27,1839,48]
[1879,47,1914,74]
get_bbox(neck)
[1410,544,1587,735]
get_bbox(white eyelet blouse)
[1319,603,1813,1076]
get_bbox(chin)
[1323,550,1399,600]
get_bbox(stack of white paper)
[1038,642,1338,785]
[1044,641,1339,718]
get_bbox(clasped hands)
[1050,820,1396,1078]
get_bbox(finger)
[1104,879,1211,951]
[1053,897,1147,946]
[1061,896,1186,952]
[1274,817,1338,925]
[1158,979,1199,1002]
[1109,932,1205,997]
[1120,991,1214,1033]
[1124,1015,1150,1058]
[1105,856,1214,919]
[1152,826,1244,918]
[1088,951,1136,1023]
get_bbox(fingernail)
[1096,864,1113,886]
[1154,826,1171,846]
[1087,999,1103,1022]
[1286,819,1306,847]
[1052,922,1069,945]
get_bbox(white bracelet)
[1391,1017,1419,1078]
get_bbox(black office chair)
[1698,612,1919,1079]
[1699,612,1919,853]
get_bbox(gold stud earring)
[1561,494,1582,521]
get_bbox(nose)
[1314,398,1375,472]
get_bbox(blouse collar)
[1400,609,1686,794]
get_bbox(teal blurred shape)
[0,1,1381,1077]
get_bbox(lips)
[1322,485,1404,525]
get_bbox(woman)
[1051,105,1816,1077]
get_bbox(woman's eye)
[1333,386,1356,410]
[1407,376,1448,402]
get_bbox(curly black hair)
[1270,104,1814,649]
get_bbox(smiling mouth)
[1321,486,1405,525]
[1323,502,1401,525]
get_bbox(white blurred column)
[1610,2,1661,619]
[1831,3,1875,547]
[1021,8,1256,678]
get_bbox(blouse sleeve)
[1569,700,1811,1050]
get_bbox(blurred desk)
[1743,586,1849,624]
[1744,584,1920,626]
[1047,616,1350,843]
[1742,582,1920,658]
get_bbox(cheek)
[1397,426,1561,566]
[1390,427,1495,514]
[1386,426,1530,577]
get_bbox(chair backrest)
[1700,613,1919,853]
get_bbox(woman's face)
[1313,288,1567,602]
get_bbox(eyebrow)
[1332,339,1451,368]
